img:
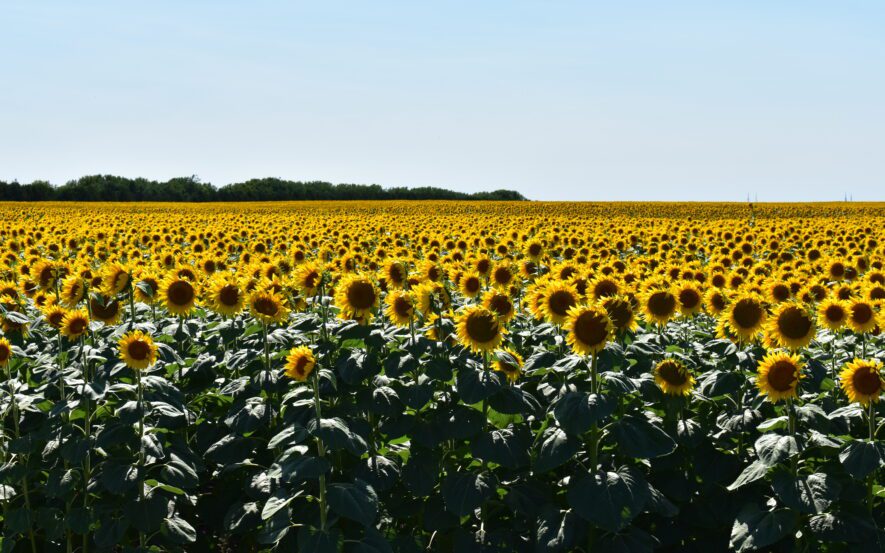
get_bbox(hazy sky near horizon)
[2,1,883,201]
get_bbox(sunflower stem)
[136,365,145,549]
[312,367,328,530]
[6,360,38,553]
[868,401,876,515]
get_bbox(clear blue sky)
[2,1,883,201]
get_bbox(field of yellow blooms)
[0,200,883,553]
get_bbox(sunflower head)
[482,289,515,323]
[756,350,804,403]
[60,275,86,308]
[765,302,816,350]
[639,285,678,326]
[43,304,68,330]
[248,289,289,325]
[103,262,134,295]
[118,330,158,370]
[540,281,580,325]
[89,295,122,325]
[294,262,323,295]
[493,348,523,383]
[0,337,13,367]
[654,359,695,397]
[602,294,638,333]
[847,299,878,334]
[334,274,379,320]
[675,283,703,317]
[455,305,504,353]
[459,272,483,299]
[725,293,767,343]
[207,275,245,317]
[285,345,316,381]
[564,303,614,355]
[385,289,415,327]
[160,276,198,317]
[817,298,848,332]
[839,359,884,406]
[60,309,90,340]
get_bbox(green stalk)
[81,336,91,553]
[136,366,145,548]
[312,368,328,530]
[6,360,38,553]
[587,351,600,553]
[262,322,273,426]
[868,401,876,515]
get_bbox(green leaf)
[552,392,615,435]
[771,471,841,514]
[272,455,331,484]
[224,501,261,533]
[729,504,796,553]
[534,427,579,473]
[100,462,138,494]
[727,460,769,491]
[470,426,530,468]
[566,466,649,532]
[610,415,676,459]
[808,512,878,543]
[441,471,497,517]
[754,433,802,467]
[161,516,197,544]
[327,479,379,527]
[456,365,502,404]
[261,490,295,521]
[308,417,368,456]
[535,506,579,553]
[839,440,884,480]
[298,526,340,553]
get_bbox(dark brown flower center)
[647,291,676,317]
[69,318,87,335]
[128,340,150,361]
[463,277,481,294]
[679,289,701,309]
[393,296,412,318]
[465,311,499,343]
[0,346,10,362]
[777,307,813,339]
[219,285,240,307]
[658,361,687,385]
[253,297,279,316]
[732,299,763,329]
[346,281,376,310]
[772,284,790,302]
[90,297,120,320]
[167,280,195,306]
[825,305,845,322]
[767,360,797,391]
[851,303,873,325]
[853,367,882,396]
[547,290,576,317]
[572,311,608,347]
[488,295,513,317]
[604,299,632,329]
[493,267,512,285]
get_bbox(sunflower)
[284,345,316,381]
[490,263,515,289]
[524,239,544,261]
[455,305,504,353]
[293,262,323,295]
[846,299,877,334]
[817,298,848,332]
[0,337,12,367]
[382,260,408,289]
[765,302,816,350]
[414,281,451,315]
[724,293,767,342]
[564,303,614,355]
[639,286,678,326]
[385,289,415,327]
[60,309,90,340]
[134,274,160,305]
[756,350,804,403]
[59,275,86,308]
[540,281,579,325]
[206,275,246,317]
[654,359,695,396]
[481,289,515,323]
[159,276,197,316]
[335,274,380,319]
[248,289,289,325]
[493,348,523,383]
[458,272,483,299]
[588,276,621,301]
[704,288,728,315]
[118,330,158,370]
[89,295,122,325]
[839,359,884,405]
[602,294,638,333]
[675,282,703,317]
[103,262,134,295]
[43,304,68,330]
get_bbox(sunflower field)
[0,201,883,553]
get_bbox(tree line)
[0,175,527,202]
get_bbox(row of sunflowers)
[0,201,882,552]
